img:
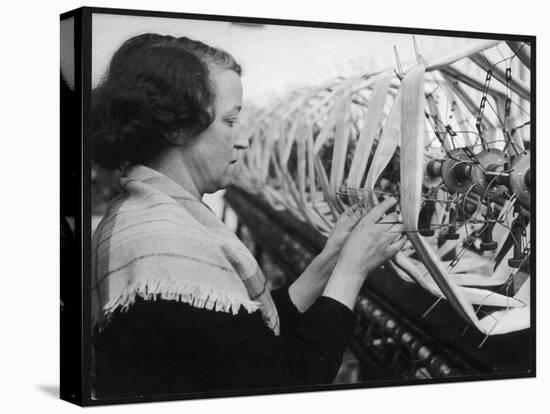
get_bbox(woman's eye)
[225,118,239,127]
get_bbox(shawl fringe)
[94,279,262,331]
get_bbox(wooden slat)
[426,40,500,72]
[347,76,392,189]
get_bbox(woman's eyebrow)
[224,106,242,116]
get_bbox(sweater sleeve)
[270,284,302,333]
[209,295,356,391]
[93,294,356,397]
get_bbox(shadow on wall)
[35,384,59,399]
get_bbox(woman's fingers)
[387,235,407,256]
[389,222,404,234]
[382,212,399,224]
[370,213,400,233]
[336,204,364,229]
[348,203,360,214]
[364,197,398,224]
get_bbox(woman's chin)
[206,166,238,193]
[213,176,234,192]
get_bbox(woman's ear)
[166,130,189,145]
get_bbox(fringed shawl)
[91,165,280,335]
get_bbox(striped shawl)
[91,165,280,334]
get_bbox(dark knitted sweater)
[93,285,355,399]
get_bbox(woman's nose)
[234,134,250,150]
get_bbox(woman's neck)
[145,149,204,200]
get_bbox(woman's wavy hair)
[92,34,242,169]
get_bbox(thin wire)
[484,98,506,130]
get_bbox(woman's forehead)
[212,69,243,113]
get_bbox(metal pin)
[413,35,422,65]
[422,297,442,318]
[485,171,510,177]
[394,45,404,79]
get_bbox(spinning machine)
[225,38,533,380]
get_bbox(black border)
[81,8,93,405]
[67,6,536,406]
[529,30,536,383]
[60,9,84,405]
[80,6,534,40]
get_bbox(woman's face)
[183,69,246,194]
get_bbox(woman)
[91,33,405,398]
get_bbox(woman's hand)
[319,204,365,268]
[334,197,405,278]
[288,205,367,313]
[323,198,406,310]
